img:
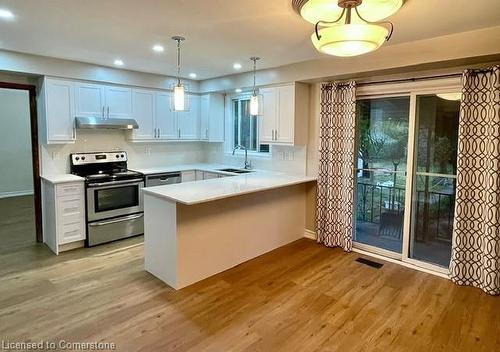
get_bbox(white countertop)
[130,163,239,175]
[41,174,85,184]
[142,169,316,205]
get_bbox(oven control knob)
[81,156,86,161]
[116,154,119,158]
[75,156,80,161]
[120,154,125,158]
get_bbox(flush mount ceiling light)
[292,0,402,57]
[0,8,15,20]
[113,59,124,66]
[436,93,462,101]
[171,36,189,112]
[152,44,164,53]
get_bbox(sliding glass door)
[354,97,410,255]
[353,83,461,272]
[408,94,460,267]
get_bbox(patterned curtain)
[450,65,500,295]
[316,82,357,251]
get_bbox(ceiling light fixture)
[292,0,402,57]
[114,59,124,66]
[171,36,189,112]
[249,57,262,117]
[0,8,14,20]
[436,93,462,101]
[189,73,197,79]
[233,63,242,70]
[153,44,164,53]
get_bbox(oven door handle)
[89,213,144,227]
[87,178,144,187]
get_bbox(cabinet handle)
[178,129,181,139]
[206,129,208,139]
[102,106,105,119]
[154,128,157,138]
[275,129,278,141]
[107,106,110,119]
[158,128,161,138]
[272,129,275,140]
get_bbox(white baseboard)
[302,229,449,280]
[304,229,317,240]
[0,190,34,199]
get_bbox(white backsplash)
[41,130,308,176]
[40,129,208,174]
[205,144,307,175]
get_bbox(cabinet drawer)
[60,222,84,244]
[59,197,83,216]
[56,183,83,197]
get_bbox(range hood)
[75,116,139,130]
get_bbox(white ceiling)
[0,0,499,80]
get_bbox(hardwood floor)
[0,222,499,352]
[0,195,36,253]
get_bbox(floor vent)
[355,257,384,269]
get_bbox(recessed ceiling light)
[0,8,15,20]
[235,88,242,93]
[233,63,242,70]
[152,44,164,53]
[189,73,197,79]
[114,59,124,66]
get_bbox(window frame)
[353,76,462,276]
[224,93,271,158]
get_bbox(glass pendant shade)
[250,94,259,116]
[311,23,388,56]
[300,0,402,24]
[170,83,190,112]
[174,85,185,111]
[436,93,462,101]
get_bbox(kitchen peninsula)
[142,170,316,289]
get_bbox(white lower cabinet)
[181,170,196,183]
[42,180,86,254]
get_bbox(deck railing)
[356,182,454,242]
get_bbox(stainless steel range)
[70,151,144,246]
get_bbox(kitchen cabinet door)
[203,172,219,180]
[181,170,196,183]
[74,82,105,118]
[259,87,278,143]
[105,86,132,118]
[131,89,155,140]
[45,79,76,143]
[207,93,225,142]
[178,94,200,140]
[200,95,210,141]
[276,85,295,144]
[155,92,178,139]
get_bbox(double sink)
[217,168,253,174]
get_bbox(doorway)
[353,79,462,273]
[0,82,42,250]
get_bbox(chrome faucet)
[232,145,252,170]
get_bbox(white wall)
[0,88,33,197]
[41,130,209,174]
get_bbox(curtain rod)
[332,66,497,87]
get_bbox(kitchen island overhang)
[142,173,316,289]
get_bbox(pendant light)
[292,0,401,57]
[171,36,189,112]
[249,57,261,117]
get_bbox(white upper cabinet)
[74,83,105,118]
[259,83,309,146]
[177,94,200,140]
[40,78,76,144]
[200,93,225,142]
[260,87,278,143]
[132,89,156,140]
[155,91,178,140]
[74,82,132,119]
[105,86,132,118]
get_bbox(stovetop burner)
[69,151,144,184]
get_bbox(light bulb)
[174,85,185,111]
